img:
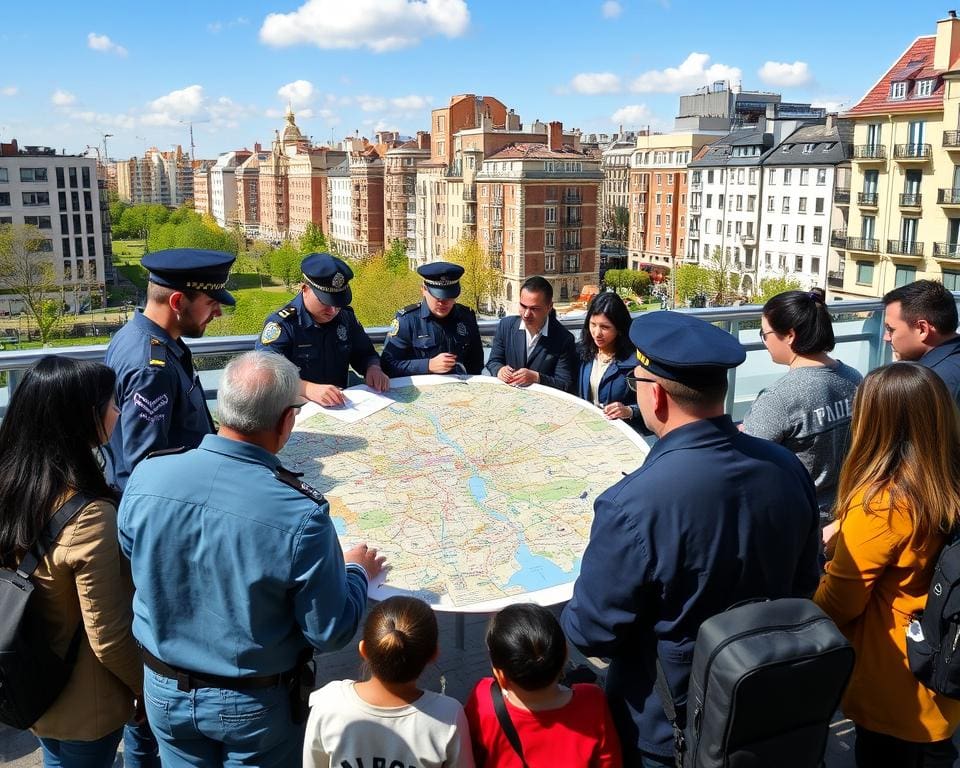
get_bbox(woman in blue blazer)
[577,291,639,424]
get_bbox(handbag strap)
[655,658,686,768]
[16,492,97,578]
[490,681,529,768]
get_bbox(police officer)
[104,248,234,490]
[380,261,484,376]
[560,311,819,766]
[256,253,389,406]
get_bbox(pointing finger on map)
[345,542,387,580]
[364,365,390,392]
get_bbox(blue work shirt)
[255,294,380,387]
[381,300,484,376]
[920,335,960,405]
[103,311,214,490]
[561,416,819,761]
[117,434,369,678]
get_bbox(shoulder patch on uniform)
[274,465,327,506]
[277,304,297,320]
[388,318,400,337]
[133,392,169,423]
[148,340,167,367]
[261,321,282,345]
[145,445,189,460]
[398,303,419,315]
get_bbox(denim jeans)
[142,667,301,768]
[37,727,123,768]
[122,719,160,768]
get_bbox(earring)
[175,312,181,322]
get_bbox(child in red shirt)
[464,604,621,767]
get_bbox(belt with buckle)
[141,647,284,693]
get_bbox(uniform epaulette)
[398,303,419,316]
[274,465,327,507]
[148,338,167,367]
[276,303,298,320]
[145,445,188,460]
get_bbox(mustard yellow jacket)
[28,497,142,741]
[814,488,960,742]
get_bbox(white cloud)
[389,94,430,111]
[601,1,622,18]
[148,85,205,118]
[354,94,431,115]
[208,16,249,33]
[51,89,76,107]
[70,110,136,131]
[259,0,469,52]
[630,52,741,93]
[87,32,128,57]
[611,104,654,127]
[1,86,17,96]
[758,60,812,88]
[278,79,316,108]
[570,72,621,95]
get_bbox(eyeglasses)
[758,329,777,342]
[286,402,308,415]
[625,375,657,392]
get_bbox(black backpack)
[906,530,960,697]
[657,598,855,768]
[0,493,95,729]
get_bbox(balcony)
[853,144,886,162]
[462,211,476,224]
[846,237,880,253]
[564,192,582,204]
[689,203,701,214]
[740,233,756,247]
[944,131,960,150]
[827,271,844,288]
[858,192,879,207]
[690,180,702,191]
[831,229,848,247]
[887,239,924,258]
[565,217,582,227]
[834,188,850,204]
[939,188,960,206]
[637,203,647,214]
[893,143,933,162]
[934,242,960,260]
[462,185,476,202]
[899,193,922,208]
[688,229,700,240]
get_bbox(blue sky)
[0,0,953,160]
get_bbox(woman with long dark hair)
[576,291,638,424]
[0,357,141,767]
[814,363,960,767]
[742,288,861,522]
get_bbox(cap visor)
[208,289,236,306]
[311,286,352,308]
[426,285,461,299]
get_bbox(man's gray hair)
[218,351,300,433]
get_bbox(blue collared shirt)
[104,311,214,490]
[117,434,369,677]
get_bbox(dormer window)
[915,78,936,97]
[781,144,793,153]
[802,143,816,154]
[890,81,907,100]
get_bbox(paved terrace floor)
[0,604,870,767]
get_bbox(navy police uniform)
[560,312,820,763]
[255,254,380,387]
[920,335,960,405]
[380,262,484,376]
[103,249,235,490]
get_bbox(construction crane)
[179,119,210,163]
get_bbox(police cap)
[628,311,745,383]
[301,252,353,307]
[418,261,463,299]
[141,249,236,306]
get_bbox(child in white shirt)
[303,596,474,768]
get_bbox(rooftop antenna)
[178,119,211,163]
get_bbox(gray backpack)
[657,598,854,768]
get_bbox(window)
[780,224,789,241]
[718,194,724,209]
[727,221,732,236]
[36,239,53,252]
[0,168,7,182]
[783,169,792,185]
[55,167,64,187]
[766,223,773,239]
[737,169,744,184]
[816,168,826,185]
[0,192,9,206]
[85,213,94,232]
[795,255,803,272]
[655,193,662,205]
[655,214,662,226]
[813,226,823,244]
[856,261,874,285]
[716,220,722,234]
[81,167,91,188]
[73,213,81,232]
[655,235,662,247]
[798,197,807,214]
[815,197,825,214]
[22,191,50,206]
[68,167,78,188]
[767,196,774,212]
[802,143,816,154]
[71,192,79,210]
[667,173,674,184]
[800,169,809,185]
[707,170,714,183]
[797,225,806,243]
[782,197,790,213]
[706,194,712,208]
[666,214,672,226]
[544,253,555,271]
[545,207,556,223]
[0,216,10,224]
[666,193,673,204]
[943,270,960,291]
[20,168,48,182]
[915,78,935,98]
[23,215,52,229]
[736,195,743,211]
[748,195,756,212]
[894,265,917,287]
[83,191,92,211]
[890,81,907,100]
[768,169,776,184]
[749,169,756,185]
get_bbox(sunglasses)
[625,375,657,392]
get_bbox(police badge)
[336,324,348,341]
[456,322,467,336]
[331,272,346,289]
[389,318,400,337]
[260,322,282,345]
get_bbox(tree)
[700,246,742,306]
[349,252,422,327]
[674,264,712,304]
[299,222,328,256]
[383,239,408,274]
[756,275,803,304]
[613,206,630,254]
[269,241,302,290]
[444,238,503,314]
[0,224,64,344]
[241,240,274,289]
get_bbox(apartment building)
[385,133,430,258]
[759,118,852,291]
[346,143,385,259]
[115,156,153,205]
[628,132,716,270]
[193,165,211,216]
[326,158,354,254]
[288,145,346,240]
[837,12,960,297]
[235,149,269,236]
[210,150,252,228]
[600,137,635,238]
[0,140,107,312]
[258,108,312,242]
[475,123,602,310]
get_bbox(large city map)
[280,375,649,612]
